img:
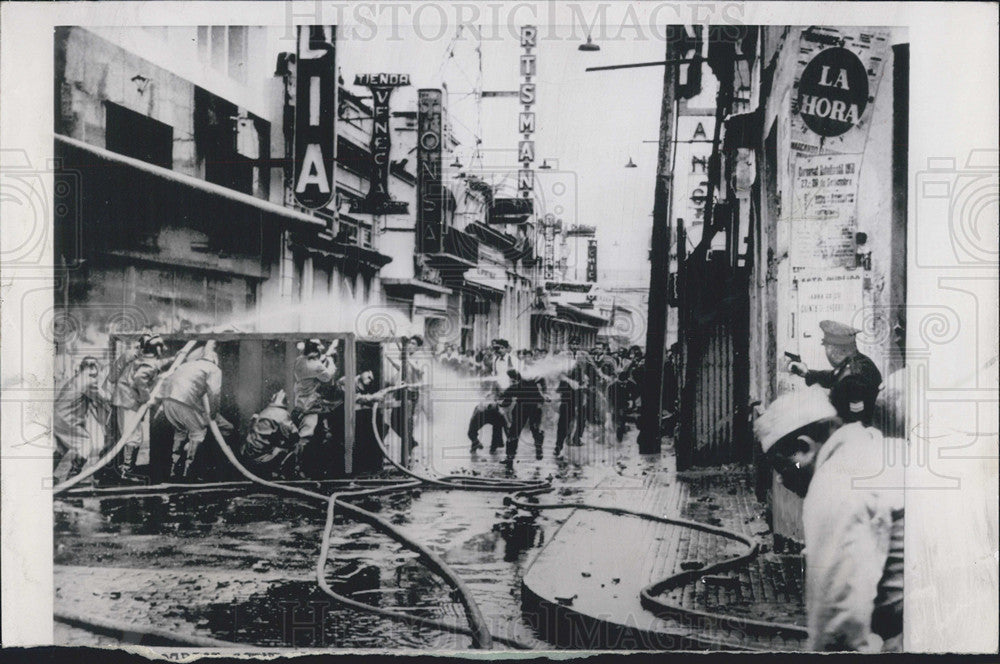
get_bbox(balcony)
[423,227,479,276]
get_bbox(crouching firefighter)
[241,390,299,479]
[467,376,508,454]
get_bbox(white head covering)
[754,386,838,453]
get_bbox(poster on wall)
[795,271,864,370]
[790,152,861,269]
[790,26,892,155]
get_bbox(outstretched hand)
[788,360,808,377]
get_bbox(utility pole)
[637,34,677,454]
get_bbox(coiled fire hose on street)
[505,488,809,642]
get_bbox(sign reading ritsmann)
[517,25,537,200]
[294,26,336,210]
[417,89,444,254]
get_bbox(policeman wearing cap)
[788,320,883,425]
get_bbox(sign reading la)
[796,47,869,137]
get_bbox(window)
[227,27,248,83]
[336,137,372,178]
[210,26,226,71]
[196,26,249,84]
[104,101,173,169]
[334,216,374,249]
[194,86,270,196]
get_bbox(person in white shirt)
[755,383,904,652]
[490,339,521,390]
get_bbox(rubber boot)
[119,445,143,483]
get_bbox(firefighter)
[353,370,392,474]
[555,337,588,456]
[106,333,172,481]
[53,356,112,483]
[385,335,424,451]
[608,360,634,442]
[755,385,904,651]
[625,345,645,412]
[582,343,616,428]
[240,390,298,479]
[502,368,549,463]
[467,375,507,454]
[788,320,883,425]
[161,341,233,481]
[292,338,340,461]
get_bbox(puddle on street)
[54,420,639,649]
[55,481,582,648]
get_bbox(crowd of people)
[460,337,650,467]
[50,320,901,651]
[51,331,660,484]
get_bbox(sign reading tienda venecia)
[353,72,410,215]
[796,47,869,137]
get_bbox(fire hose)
[505,488,809,643]
[53,350,806,649]
[204,388,542,650]
[52,340,200,495]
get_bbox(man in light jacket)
[162,341,233,480]
[755,384,904,652]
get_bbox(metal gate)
[675,257,751,470]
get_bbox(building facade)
[668,26,908,546]
[53,25,540,376]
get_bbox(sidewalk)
[519,440,807,651]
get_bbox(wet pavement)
[55,393,643,650]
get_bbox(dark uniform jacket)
[805,352,883,395]
[501,376,548,407]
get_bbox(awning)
[454,278,505,300]
[466,221,517,251]
[489,197,533,225]
[288,231,393,272]
[56,134,325,232]
[425,227,478,273]
[381,278,453,298]
[424,252,476,273]
[531,311,599,331]
[556,303,609,327]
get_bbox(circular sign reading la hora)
[797,47,869,137]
